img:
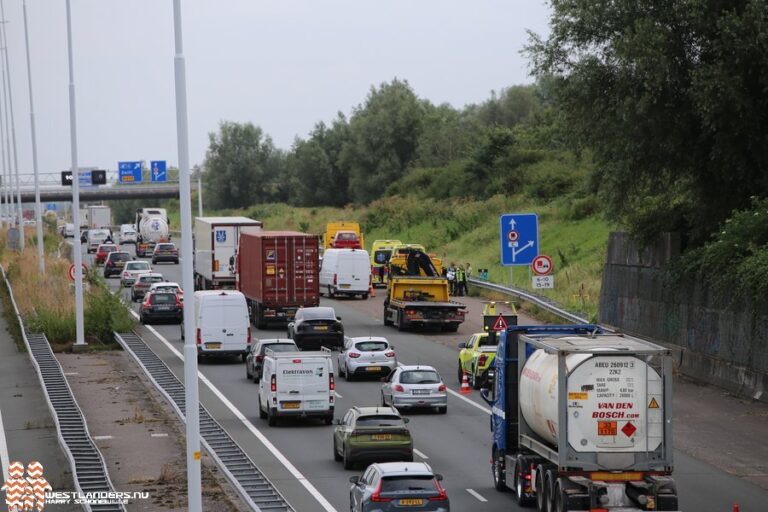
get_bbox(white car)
[119,224,138,244]
[120,261,152,287]
[148,281,183,301]
[338,336,397,381]
[381,365,447,414]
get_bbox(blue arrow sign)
[150,160,167,183]
[500,213,539,266]
[78,170,92,188]
[118,161,143,184]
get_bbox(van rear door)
[275,357,330,413]
[337,252,370,293]
[200,296,248,352]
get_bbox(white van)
[258,349,334,426]
[184,290,251,362]
[319,248,371,299]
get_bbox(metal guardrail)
[0,266,124,512]
[114,332,293,512]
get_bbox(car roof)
[256,338,295,344]
[398,365,438,372]
[298,306,336,318]
[352,406,400,417]
[371,462,433,476]
[350,336,388,343]
[194,290,245,298]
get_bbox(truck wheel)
[258,396,267,419]
[383,306,393,326]
[327,285,334,298]
[544,468,557,512]
[396,311,406,332]
[553,479,567,512]
[514,456,535,506]
[492,449,506,492]
[445,323,459,333]
[362,293,368,300]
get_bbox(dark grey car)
[349,462,449,512]
[244,338,297,383]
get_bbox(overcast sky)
[1,1,550,177]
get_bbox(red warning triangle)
[492,315,508,331]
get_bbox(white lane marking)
[130,311,337,512]
[334,391,343,399]
[466,488,488,502]
[0,407,9,481]
[93,435,114,440]
[63,372,79,376]
[413,448,429,459]
[396,363,491,415]
[151,433,169,438]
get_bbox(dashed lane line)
[466,488,488,502]
[413,448,429,459]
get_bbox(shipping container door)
[294,237,318,306]
[212,226,236,279]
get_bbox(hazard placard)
[648,397,660,409]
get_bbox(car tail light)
[247,327,252,345]
[478,354,488,366]
[430,480,448,501]
[256,355,264,362]
[370,481,392,503]
[142,296,152,310]
[175,295,183,308]
[348,352,360,358]
[394,384,404,392]
[333,273,337,285]
[196,328,201,345]
[438,384,446,392]
[106,261,113,267]
[271,375,277,392]
[329,373,335,391]
[384,351,395,358]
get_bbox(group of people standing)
[444,262,470,296]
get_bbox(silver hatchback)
[381,366,447,414]
[338,336,397,381]
[349,462,449,512]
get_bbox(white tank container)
[139,215,169,243]
[519,340,664,453]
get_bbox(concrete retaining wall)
[599,232,768,403]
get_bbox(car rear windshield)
[126,262,150,270]
[354,341,388,352]
[110,253,131,262]
[154,286,179,293]
[355,415,404,427]
[335,232,358,241]
[400,370,440,385]
[380,476,437,492]
[156,244,175,250]
[301,308,336,320]
[140,275,164,283]
[150,293,177,305]
[100,246,116,252]
[261,343,296,354]
[373,250,392,264]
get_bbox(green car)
[333,406,413,470]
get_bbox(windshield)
[354,341,388,352]
[356,415,405,427]
[381,476,437,492]
[373,250,392,264]
[126,262,150,271]
[400,370,440,385]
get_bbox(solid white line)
[0,407,9,481]
[466,488,488,502]
[413,448,429,459]
[63,372,79,376]
[396,363,491,415]
[131,311,337,512]
[151,433,169,438]
[93,435,114,440]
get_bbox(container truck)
[236,231,320,329]
[135,208,170,257]
[193,216,263,290]
[482,324,679,511]
[86,205,111,229]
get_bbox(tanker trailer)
[482,324,679,511]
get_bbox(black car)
[104,251,132,278]
[244,338,298,382]
[139,291,183,324]
[151,243,179,264]
[287,307,344,350]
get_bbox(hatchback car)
[131,273,165,301]
[94,244,118,266]
[148,282,183,301]
[245,338,297,383]
[381,366,447,414]
[120,261,152,287]
[151,242,179,264]
[349,462,449,512]
[333,407,412,469]
[139,291,183,325]
[338,337,396,381]
[287,307,344,350]
[104,251,132,278]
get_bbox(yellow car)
[457,332,498,389]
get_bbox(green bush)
[85,285,135,345]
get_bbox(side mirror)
[457,342,467,349]
[403,418,410,424]
[349,476,360,485]
[333,418,342,425]
[336,316,342,321]
[434,474,443,482]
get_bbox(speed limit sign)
[531,255,553,276]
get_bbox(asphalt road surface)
[84,241,768,512]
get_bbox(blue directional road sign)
[46,203,57,211]
[500,213,539,266]
[118,161,143,184]
[78,169,92,188]
[150,160,167,183]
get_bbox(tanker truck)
[482,324,679,511]
[135,208,170,257]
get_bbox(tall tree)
[527,0,768,244]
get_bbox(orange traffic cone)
[733,502,739,512]
[460,373,471,395]
[369,282,375,298]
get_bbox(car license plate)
[206,343,221,349]
[412,389,430,395]
[399,498,423,506]
[157,305,172,311]
[339,284,350,289]
[281,401,300,409]
[371,434,392,441]
[366,366,382,372]
[314,325,328,331]
[116,262,124,267]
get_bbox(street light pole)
[22,0,43,273]
[65,0,85,347]
[0,2,22,249]
[172,2,201,510]
[0,23,8,230]
[197,174,202,217]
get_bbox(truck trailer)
[193,216,263,290]
[483,324,678,511]
[236,231,319,329]
[135,208,170,257]
[86,205,111,229]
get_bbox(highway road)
[82,242,768,512]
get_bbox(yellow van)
[370,239,403,286]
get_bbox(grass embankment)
[0,226,135,351]
[180,195,612,319]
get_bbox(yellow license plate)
[206,343,221,349]
[314,325,328,331]
[281,402,300,409]
[340,284,351,288]
[371,434,392,441]
[366,367,382,372]
[399,499,423,506]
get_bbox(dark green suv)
[333,406,412,469]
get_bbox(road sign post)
[150,160,167,183]
[499,213,539,266]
